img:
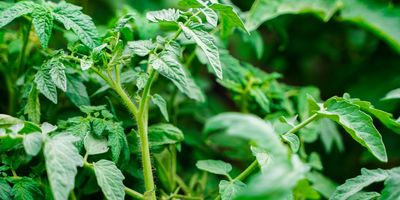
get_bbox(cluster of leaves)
[0,0,399,200]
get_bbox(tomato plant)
[0,0,400,199]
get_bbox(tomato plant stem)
[234,160,259,181]
[285,113,318,135]
[124,187,145,199]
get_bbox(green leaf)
[196,159,232,177]
[151,94,169,122]
[92,118,106,136]
[146,8,180,22]
[282,133,299,152]
[0,1,37,28]
[44,134,83,200]
[348,192,380,200]
[246,0,341,31]
[317,98,387,162]
[150,51,204,101]
[93,159,125,200]
[178,0,204,8]
[180,24,222,79]
[330,168,388,200]
[219,180,246,200]
[106,121,129,163]
[32,6,53,48]
[201,7,218,27]
[66,75,90,107]
[126,40,155,56]
[293,179,320,200]
[23,132,43,156]
[52,2,98,48]
[80,57,93,71]
[34,67,58,104]
[250,88,270,113]
[382,88,400,100]
[84,133,109,155]
[148,123,184,147]
[48,60,67,92]
[11,178,43,200]
[341,0,400,53]
[24,85,41,124]
[381,167,400,200]
[348,98,400,134]
[210,3,248,37]
[318,118,344,153]
[0,179,11,200]
[306,171,337,198]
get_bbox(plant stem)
[284,113,318,136]
[136,68,157,199]
[113,83,138,118]
[234,160,259,181]
[125,187,144,200]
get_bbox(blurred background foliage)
[1,0,400,195]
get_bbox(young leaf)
[382,88,400,100]
[381,167,400,200]
[196,160,232,177]
[201,8,218,27]
[219,180,246,200]
[84,133,109,155]
[80,58,93,71]
[330,168,388,200]
[150,51,204,101]
[66,75,90,107]
[126,40,155,57]
[106,121,129,163]
[317,98,387,162]
[49,60,67,92]
[52,2,98,48]
[151,94,169,122]
[23,132,43,156]
[306,171,337,198]
[250,88,270,113]
[11,178,43,200]
[44,134,83,200]
[180,24,222,79]
[32,6,53,48]
[146,8,180,22]
[93,159,125,200]
[318,118,344,153]
[0,1,37,28]
[282,133,300,153]
[209,3,248,37]
[34,67,58,104]
[24,85,41,124]
[0,179,11,200]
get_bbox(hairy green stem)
[136,68,157,199]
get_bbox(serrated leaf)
[150,51,204,101]
[382,88,400,100]
[180,24,222,79]
[66,75,90,107]
[330,168,388,200]
[23,132,43,156]
[49,60,67,92]
[32,6,53,48]
[84,133,109,155]
[148,123,184,147]
[246,0,341,31]
[44,134,83,200]
[24,85,41,124]
[126,40,155,57]
[0,1,37,28]
[317,98,387,162]
[93,159,125,200]
[201,8,218,27]
[11,178,43,200]
[210,3,248,37]
[196,160,232,177]
[34,67,58,104]
[92,118,106,136]
[381,167,400,200]
[146,8,180,22]
[52,2,98,48]
[219,180,246,200]
[151,94,169,122]
[282,133,299,152]
[0,179,11,200]
[106,122,129,163]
